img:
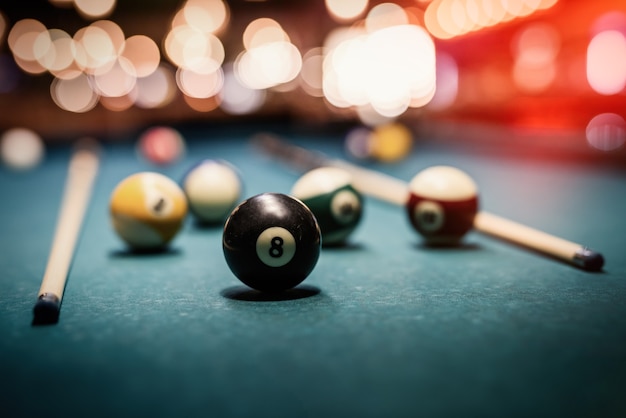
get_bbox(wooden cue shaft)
[34,142,100,322]
[253,134,604,271]
[473,211,595,266]
[331,160,409,206]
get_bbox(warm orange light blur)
[135,65,177,109]
[325,0,368,22]
[74,0,116,19]
[120,35,161,78]
[425,0,559,39]
[50,74,99,113]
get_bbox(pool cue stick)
[253,133,605,272]
[252,133,409,205]
[33,140,100,324]
[472,212,604,270]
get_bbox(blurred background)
[0,0,625,162]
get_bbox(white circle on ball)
[331,190,360,225]
[256,227,296,267]
[414,200,445,232]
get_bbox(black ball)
[222,193,322,292]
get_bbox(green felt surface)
[1,124,626,418]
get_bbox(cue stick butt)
[33,139,100,325]
[33,293,61,324]
[573,247,605,272]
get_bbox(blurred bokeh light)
[0,0,623,164]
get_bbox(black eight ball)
[222,193,321,292]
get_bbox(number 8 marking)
[256,227,296,267]
[269,237,284,258]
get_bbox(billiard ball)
[370,122,413,163]
[110,172,188,251]
[406,166,478,245]
[136,126,185,165]
[222,193,321,292]
[0,128,45,171]
[181,159,242,225]
[291,166,363,246]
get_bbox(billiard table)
[1,122,625,418]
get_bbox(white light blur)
[300,48,325,97]
[50,73,99,112]
[586,113,626,151]
[164,25,225,74]
[236,41,302,89]
[425,0,559,39]
[74,0,116,19]
[73,24,118,73]
[120,35,161,78]
[325,0,369,22]
[8,19,47,62]
[219,65,266,114]
[92,56,137,97]
[323,22,436,118]
[135,65,177,109]
[365,3,409,33]
[176,66,224,98]
[0,128,45,170]
[587,30,626,95]
[182,0,229,34]
[236,19,302,90]
[243,18,289,50]
[34,29,74,73]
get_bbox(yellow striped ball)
[110,172,188,251]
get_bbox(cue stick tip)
[32,293,61,325]
[574,247,605,272]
